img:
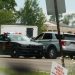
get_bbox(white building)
[1,25,38,38]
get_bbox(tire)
[45,47,57,59]
[11,50,19,58]
[35,55,42,59]
[69,55,73,59]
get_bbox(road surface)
[0,55,75,72]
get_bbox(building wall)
[44,23,75,34]
[1,25,38,37]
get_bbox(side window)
[0,34,10,41]
[43,33,52,39]
[55,34,64,39]
[35,33,44,40]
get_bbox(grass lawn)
[0,67,50,75]
[0,67,75,75]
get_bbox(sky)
[15,0,75,20]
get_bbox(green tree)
[20,0,46,33]
[72,21,75,26]
[0,0,17,34]
[0,0,16,10]
[0,0,17,24]
[62,13,75,25]
[49,14,62,22]
[62,15,70,25]
[0,9,17,24]
[49,15,56,22]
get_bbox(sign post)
[45,0,66,67]
[53,0,65,67]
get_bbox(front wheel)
[11,50,19,58]
[45,47,57,59]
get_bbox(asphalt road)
[0,55,75,72]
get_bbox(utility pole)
[54,0,65,67]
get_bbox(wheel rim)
[13,50,16,54]
[49,49,54,57]
[11,50,19,58]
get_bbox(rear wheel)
[45,47,57,59]
[35,55,42,59]
[69,55,73,59]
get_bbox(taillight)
[61,40,66,46]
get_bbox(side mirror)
[31,37,35,41]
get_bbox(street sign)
[51,62,68,75]
[45,0,66,15]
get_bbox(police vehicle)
[0,33,43,58]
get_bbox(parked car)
[0,33,43,58]
[34,32,75,59]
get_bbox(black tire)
[45,47,57,59]
[69,55,73,59]
[11,50,19,58]
[35,55,42,59]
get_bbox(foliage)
[62,13,75,25]
[72,21,75,25]
[49,15,56,22]
[20,0,46,33]
[0,67,49,75]
[49,14,62,22]
[62,15,70,25]
[0,9,17,24]
[49,13,75,26]
[0,0,17,24]
[42,25,47,32]
[0,0,16,10]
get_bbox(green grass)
[1,67,75,75]
[0,67,50,75]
